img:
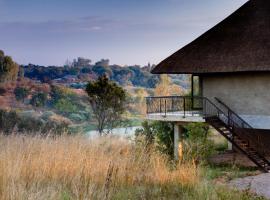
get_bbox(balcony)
[145,96,206,122]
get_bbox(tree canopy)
[0,50,19,83]
[85,75,127,135]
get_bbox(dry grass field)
[0,134,264,200]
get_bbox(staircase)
[204,98,270,172]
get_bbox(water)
[87,126,141,139]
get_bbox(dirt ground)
[230,173,270,199]
[210,151,270,199]
[209,151,269,168]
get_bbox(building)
[146,0,270,172]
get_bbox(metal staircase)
[204,98,270,172]
[146,95,270,172]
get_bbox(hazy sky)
[0,0,247,66]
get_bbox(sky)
[0,0,248,66]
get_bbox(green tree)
[54,98,77,113]
[14,87,29,103]
[0,50,19,83]
[30,92,48,107]
[85,75,127,135]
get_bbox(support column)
[228,142,233,151]
[174,123,184,161]
[174,124,180,160]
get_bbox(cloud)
[0,16,121,34]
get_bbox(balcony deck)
[146,111,205,122]
[145,96,205,122]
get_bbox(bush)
[183,123,215,163]
[135,121,174,159]
[30,92,48,107]
[14,87,29,102]
[0,109,70,135]
[0,109,19,133]
[54,98,78,113]
[136,121,215,162]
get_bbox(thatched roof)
[152,0,270,74]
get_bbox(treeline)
[22,58,160,88]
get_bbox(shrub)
[183,123,215,163]
[0,109,70,135]
[14,87,29,102]
[54,98,78,113]
[136,121,215,162]
[0,109,18,133]
[30,92,48,107]
[135,121,174,159]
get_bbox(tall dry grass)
[0,134,199,200]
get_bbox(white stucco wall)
[202,73,270,129]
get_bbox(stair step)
[207,116,270,173]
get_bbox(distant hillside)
[22,58,189,89]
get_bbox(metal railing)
[146,96,204,117]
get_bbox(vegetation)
[183,123,215,164]
[0,50,19,83]
[14,87,29,102]
[0,109,70,134]
[136,122,215,162]
[0,134,264,200]
[22,60,161,88]
[30,92,48,107]
[86,76,127,135]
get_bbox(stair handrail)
[203,97,253,142]
[213,97,267,160]
[214,97,252,129]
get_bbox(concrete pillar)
[174,123,184,161]
[174,124,180,160]
[228,142,233,151]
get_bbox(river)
[87,126,142,139]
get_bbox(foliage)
[30,92,48,107]
[85,75,127,135]
[0,109,19,133]
[135,121,155,147]
[152,121,175,158]
[154,74,184,96]
[54,98,78,113]
[0,109,70,134]
[0,50,19,83]
[14,87,29,102]
[22,61,163,88]
[49,85,92,122]
[136,121,174,158]
[182,123,215,163]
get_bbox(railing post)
[183,97,186,118]
[159,98,162,114]
[165,99,167,117]
[146,98,149,114]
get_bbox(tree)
[154,74,183,96]
[85,75,127,135]
[14,87,29,103]
[30,92,48,107]
[0,50,19,83]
